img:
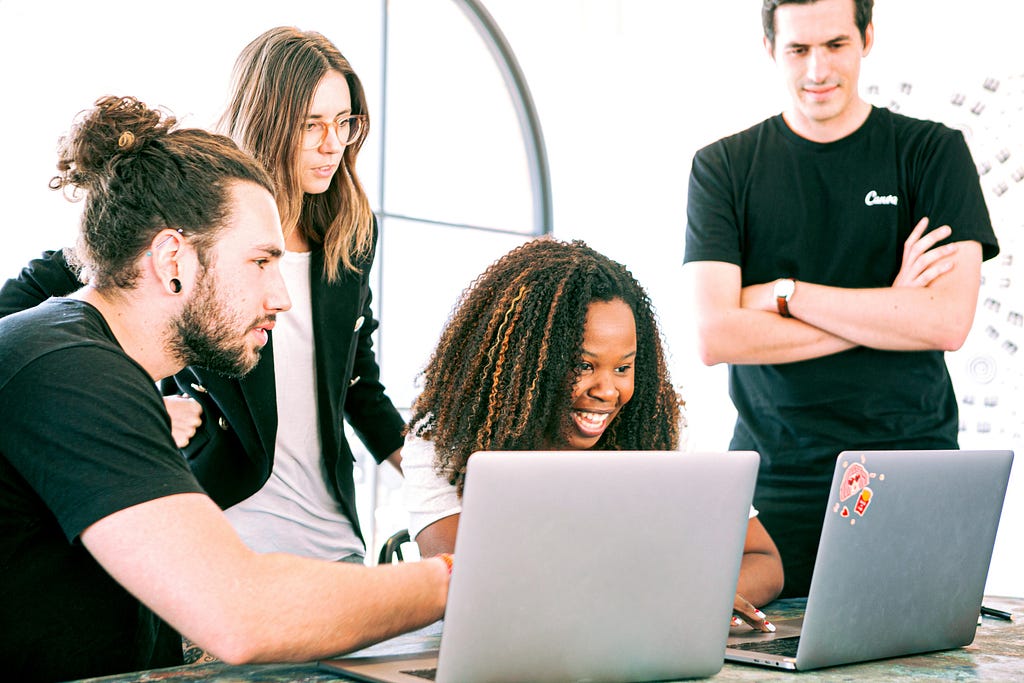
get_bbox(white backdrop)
[1,0,1020,595]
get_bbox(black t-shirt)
[684,107,1000,486]
[0,299,204,682]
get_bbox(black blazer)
[0,229,405,544]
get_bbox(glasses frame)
[301,114,368,150]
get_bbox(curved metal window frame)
[375,0,553,236]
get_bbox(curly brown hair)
[408,237,682,494]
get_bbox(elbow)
[199,631,266,666]
[935,317,975,353]
[694,332,728,367]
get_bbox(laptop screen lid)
[321,450,759,683]
[726,449,1013,671]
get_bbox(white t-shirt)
[401,433,758,541]
[225,250,363,560]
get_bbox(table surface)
[75,596,1024,682]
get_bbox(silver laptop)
[726,449,1014,671]
[321,450,760,682]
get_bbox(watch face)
[775,278,795,298]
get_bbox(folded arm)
[686,220,982,365]
[744,240,982,353]
[82,493,449,664]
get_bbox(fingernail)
[764,620,776,633]
[730,616,743,627]
[754,609,767,619]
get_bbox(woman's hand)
[164,394,203,448]
[732,592,776,633]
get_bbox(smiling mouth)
[572,409,614,438]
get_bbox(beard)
[168,269,269,379]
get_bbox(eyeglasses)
[300,114,366,150]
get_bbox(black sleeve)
[0,249,82,318]
[0,347,202,541]
[683,142,744,267]
[344,276,406,464]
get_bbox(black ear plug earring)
[169,278,182,294]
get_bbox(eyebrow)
[785,33,851,49]
[253,244,284,258]
[306,108,354,120]
[581,349,637,359]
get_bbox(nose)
[806,47,830,83]
[319,123,345,153]
[584,371,618,403]
[266,264,292,314]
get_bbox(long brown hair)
[409,238,682,494]
[219,26,373,279]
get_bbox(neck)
[74,285,181,381]
[783,98,872,143]
[284,224,310,252]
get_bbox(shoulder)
[0,300,128,388]
[696,116,779,156]
[883,108,968,151]
[402,433,438,470]
[691,116,783,177]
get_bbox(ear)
[763,35,776,61]
[147,228,187,295]
[862,22,874,57]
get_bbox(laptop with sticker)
[726,449,1014,671]
[320,450,760,683]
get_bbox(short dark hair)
[762,0,873,47]
[50,95,274,291]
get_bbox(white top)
[225,250,363,560]
[402,433,758,541]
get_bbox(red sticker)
[841,506,850,517]
[854,487,873,516]
[840,462,870,501]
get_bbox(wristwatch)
[774,278,796,318]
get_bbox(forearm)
[686,261,856,366]
[785,280,976,352]
[736,550,785,607]
[737,518,784,607]
[84,493,449,665]
[212,553,449,662]
[695,306,856,366]
[743,241,983,352]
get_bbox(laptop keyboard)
[730,635,801,658]
[400,668,438,680]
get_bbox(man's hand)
[164,395,203,448]
[892,217,959,288]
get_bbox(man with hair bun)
[0,95,449,682]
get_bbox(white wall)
[480,0,1023,597]
[1,0,1020,596]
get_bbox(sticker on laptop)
[832,454,885,524]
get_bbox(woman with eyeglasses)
[0,27,404,567]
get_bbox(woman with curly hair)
[403,237,784,625]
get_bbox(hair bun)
[50,95,177,194]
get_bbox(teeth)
[575,411,610,427]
